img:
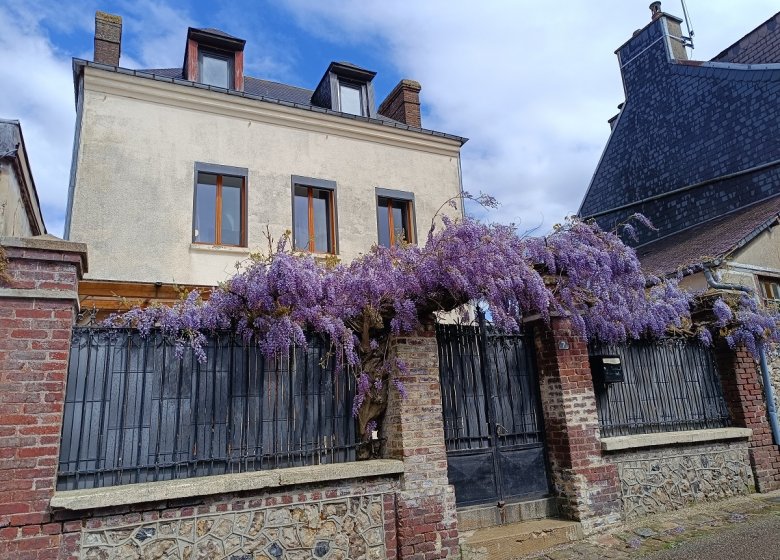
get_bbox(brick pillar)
[532,317,622,534]
[0,236,87,559]
[383,321,460,559]
[714,341,780,492]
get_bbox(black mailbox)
[589,354,623,384]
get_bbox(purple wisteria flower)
[105,211,780,438]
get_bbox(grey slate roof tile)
[580,14,780,260]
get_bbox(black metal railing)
[591,339,731,437]
[438,323,545,452]
[58,328,357,491]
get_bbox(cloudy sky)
[0,0,777,237]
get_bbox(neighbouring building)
[65,12,466,317]
[0,119,46,238]
[579,3,780,296]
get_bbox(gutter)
[703,265,780,446]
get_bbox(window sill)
[601,427,753,452]
[49,459,404,511]
[189,243,251,255]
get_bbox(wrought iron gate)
[437,320,550,507]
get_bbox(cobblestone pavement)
[528,491,780,560]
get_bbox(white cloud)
[280,0,780,231]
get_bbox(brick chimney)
[378,80,422,128]
[94,11,122,66]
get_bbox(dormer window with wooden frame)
[184,27,246,91]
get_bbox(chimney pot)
[94,11,122,66]
[377,79,422,128]
[649,2,663,20]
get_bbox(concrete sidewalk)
[527,491,780,559]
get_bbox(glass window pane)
[194,175,217,243]
[312,189,332,252]
[294,186,310,251]
[392,203,409,243]
[221,182,242,245]
[377,198,391,247]
[201,54,229,88]
[339,83,363,116]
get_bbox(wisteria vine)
[107,197,780,442]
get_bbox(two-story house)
[579,3,780,299]
[65,12,466,316]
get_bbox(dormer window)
[311,62,377,117]
[183,27,246,91]
[198,49,233,89]
[338,81,365,116]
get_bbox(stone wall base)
[54,477,400,560]
[606,440,754,520]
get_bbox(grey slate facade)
[579,9,780,255]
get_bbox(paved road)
[645,514,780,560]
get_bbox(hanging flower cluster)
[107,199,780,438]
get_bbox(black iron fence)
[58,328,357,491]
[591,339,731,438]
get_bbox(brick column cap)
[1,235,88,278]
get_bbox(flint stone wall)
[606,440,754,519]
[64,477,399,560]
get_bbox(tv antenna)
[680,0,695,52]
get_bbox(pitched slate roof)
[637,194,780,276]
[579,13,780,254]
[139,67,314,104]
[713,11,780,64]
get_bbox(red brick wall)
[532,317,623,533]
[0,238,86,559]
[715,341,780,492]
[384,322,460,559]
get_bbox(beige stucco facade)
[66,68,463,286]
[0,161,34,237]
[677,225,780,294]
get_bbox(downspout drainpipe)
[703,266,780,445]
